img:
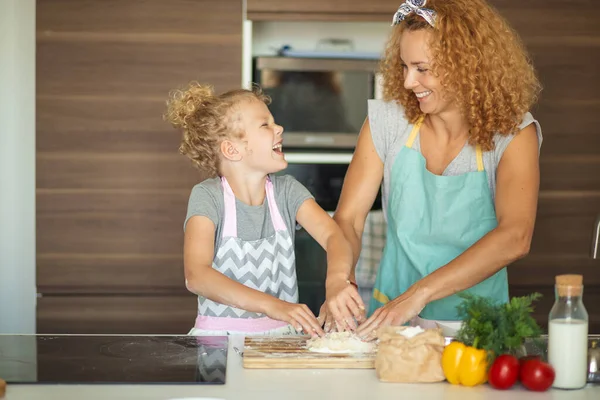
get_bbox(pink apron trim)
[220,176,287,238]
[194,315,288,332]
[221,176,237,238]
[265,178,287,231]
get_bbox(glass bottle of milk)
[548,274,589,389]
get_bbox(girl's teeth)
[416,91,431,98]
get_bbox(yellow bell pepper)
[442,341,488,387]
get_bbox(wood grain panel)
[38,0,242,35]
[36,97,179,153]
[529,44,599,102]
[35,191,599,289]
[37,40,241,97]
[509,258,600,285]
[539,156,600,191]
[36,296,197,334]
[37,189,191,214]
[247,0,600,35]
[247,12,391,22]
[37,154,201,190]
[36,190,188,255]
[36,153,600,191]
[36,0,243,334]
[246,0,600,15]
[36,98,600,155]
[247,0,405,14]
[530,214,595,256]
[529,192,600,256]
[37,254,186,294]
[37,210,185,255]
[531,101,600,156]
[35,0,599,336]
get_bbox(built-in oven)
[253,56,381,151]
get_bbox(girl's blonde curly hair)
[164,82,270,177]
[382,0,542,150]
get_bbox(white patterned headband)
[392,0,437,27]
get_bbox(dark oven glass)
[253,56,377,150]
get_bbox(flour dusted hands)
[325,278,366,331]
[265,299,325,337]
[317,303,340,333]
[356,286,427,340]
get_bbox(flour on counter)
[306,332,376,354]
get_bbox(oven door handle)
[284,152,353,164]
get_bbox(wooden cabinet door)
[37,296,197,335]
[36,0,243,333]
[247,0,399,21]
[496,0,600,333]
[248,0,398,13]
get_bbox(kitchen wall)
[0,0,36,334]
[2,1,598,334]
[0,12,391,334]
[34,0,244,335]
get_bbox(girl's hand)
[317,303,336,333]
[356,286,427,340]
[265,300,325,337]
[325,278,366,332]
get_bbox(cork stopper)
[555,274,583,296]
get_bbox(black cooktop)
[0,335,227,384]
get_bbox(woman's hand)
[356,286,428,340]
[325,278,366,331]
[264,299,325,337]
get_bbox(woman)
[324,0,543,337]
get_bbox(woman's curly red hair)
[382,0,541,150]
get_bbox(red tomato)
[488,354,520,390]
[518,355,541,366]
[519,359,555,392]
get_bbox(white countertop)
[4,335,599,400]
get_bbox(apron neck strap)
[221,177,238,238]
[475,145,484,172]
[406,115,485,172]
[220,176,287,238]
[405,115,424,149]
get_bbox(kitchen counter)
[3,335,599,400]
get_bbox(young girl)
[165,82,364,336]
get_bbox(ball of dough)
[307,332,375,353]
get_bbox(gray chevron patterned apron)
[188,176,300,336]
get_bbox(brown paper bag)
[375,326,446,383]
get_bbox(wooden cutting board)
[242,336,376,369]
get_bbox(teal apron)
[369,116,508,320]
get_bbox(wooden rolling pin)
[0,378,5,398]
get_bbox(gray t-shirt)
[184,174,313,249]
[368,99,543,218]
